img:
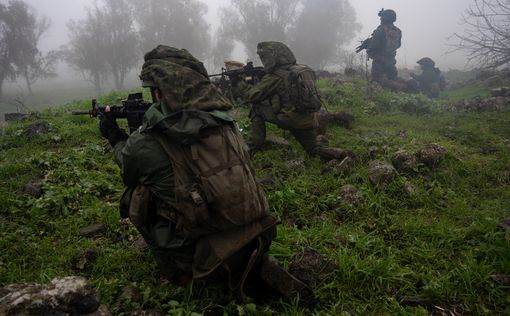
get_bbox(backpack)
[384,25,401,54]
[275,64,322,113]
[152,121,270,238]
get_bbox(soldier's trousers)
[250,111,318,154]
[371,57,398,81]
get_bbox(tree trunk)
[93,72,102,95]
[0,77,4,102]
[24,70,33,94]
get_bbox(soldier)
[246,41,354,160]
[411,57,445,98]
[357,9,402,89]
[99,45,311,301]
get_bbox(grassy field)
[1,78,509,315]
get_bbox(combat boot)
[257,255,315,306]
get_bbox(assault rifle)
[355,38,372,54]
[72,92,152,132]
[209,62,265,101]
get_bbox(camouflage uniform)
[411,57,443,98]
[108,45,277,285]
[366,10,402,87]
[246,42,351,160]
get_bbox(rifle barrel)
[72,111,91,115]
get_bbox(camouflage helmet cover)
[417,57,435,68]
[378,9,397,23]
[139,45,231,113]
[256,41,296,73]
[140,45,209,87]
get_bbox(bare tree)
[99,0,138,90]
[129,0,210,59]
[65,0,138,92]
[65,11,109,94]
[451,0,510,68]
[217,0,300,61]
[0,0,56,99]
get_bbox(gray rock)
[24,121,50,136]
[266,135,291,148]
[490,87,510,97]
[338,184,362,205]
[368,160,398,185]
[418,143,447,167]
[391,149,417,174]
[0,276,103,315]
[79,223,106,238]
[132,238,148,251]
[285,158,305,169]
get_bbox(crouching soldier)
[99,45,312,302]
[411,57,445,98]
[245,41,354,160]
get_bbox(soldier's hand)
[99,113,128,147]
[99,112,120,139]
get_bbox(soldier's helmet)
[378,9,397,23]
[417,57,435,68]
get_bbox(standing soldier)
[411,57,445,98]
[246,41,354,160]
[357,9,402,89]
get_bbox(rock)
[336,156,355,175]
[132,238,148,251]
[88,304,112,316]
[491,87,510,97]
[23,180,43,198]
[4,112,33,122]
[123,310,166,316]
[266,135,291,148]
[24,121,50,136]
[0,276,103,315]
[288,248,337,288]
[79,223,107,238]
[338,184,362,205]
[417,143,447,167]
[368,160,398,185]
[285,159,305,169]
[391,149,417,174]
[403,182,418,197]
[258,176,275,187]
[485,75,504,87]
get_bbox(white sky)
[26,0,473,70]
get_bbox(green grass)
[1,79,509,315]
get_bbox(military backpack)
[152,118,270,238]
[275,64,323,113]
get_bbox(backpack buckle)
[190,190,204,205]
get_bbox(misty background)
[0,0,474,117]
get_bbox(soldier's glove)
[99,114,128,147]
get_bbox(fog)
[1,0,473,116]
[27,0,471,70]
